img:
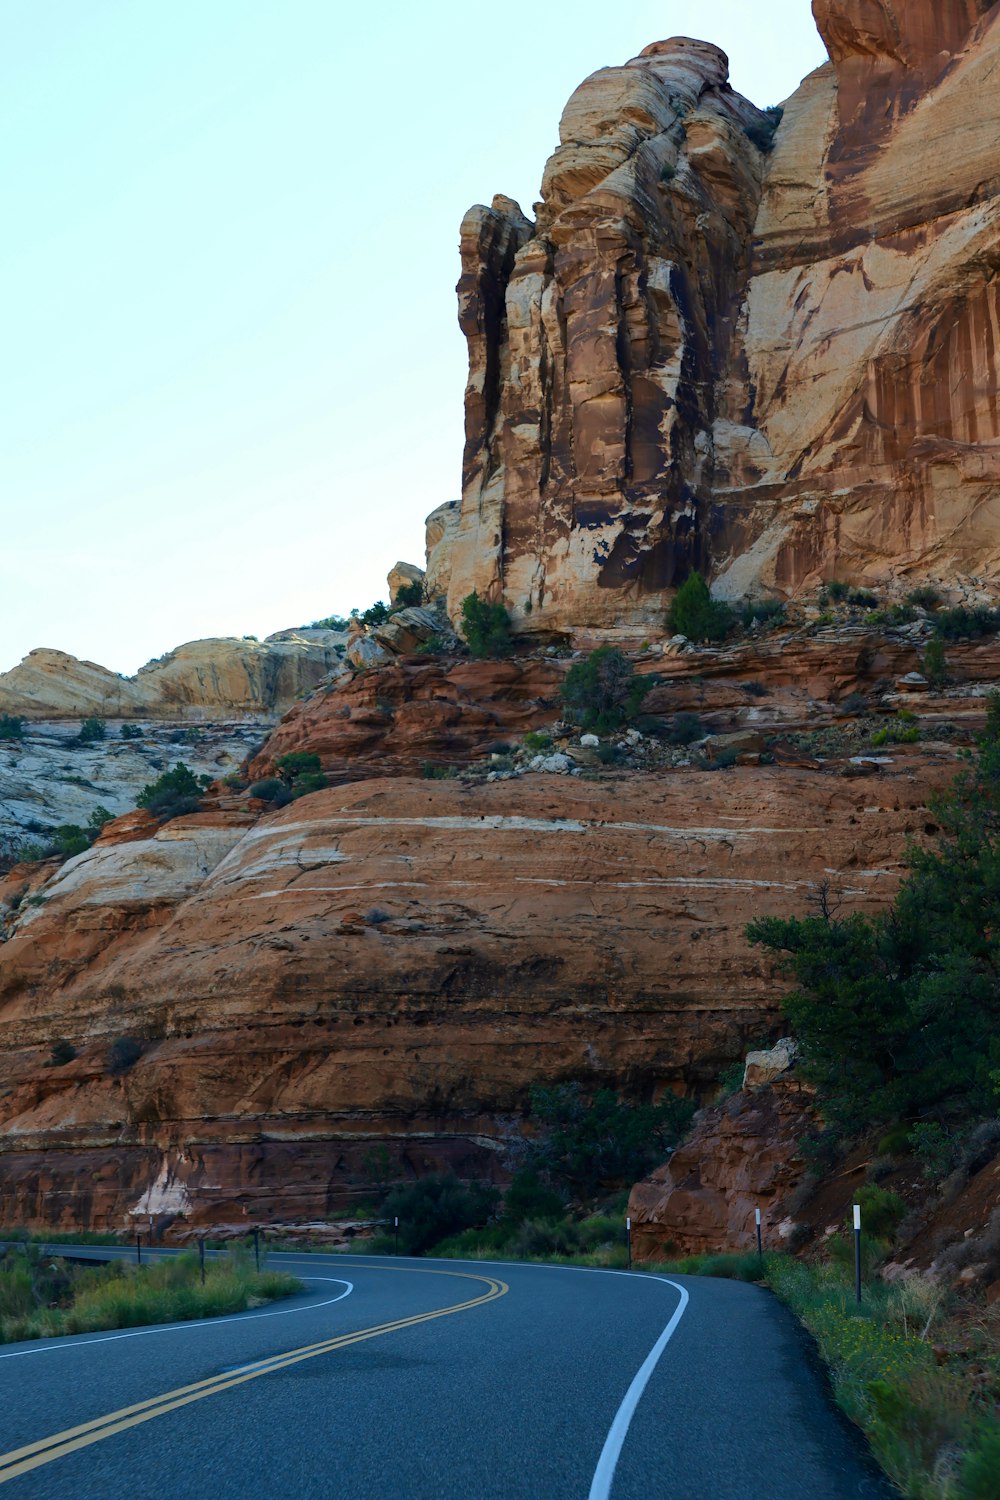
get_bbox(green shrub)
[560,647,651,733]
[523,732,553,753]
[394,581,424,609]
[119,723,144,740]
[274,752,326,800]
[744,104,783,153]
[137,763,210,821]
[310,613,350,631]
[959,1424,1000,1499]
[850,589,879,608]
[460,592,512,659]
[934,607,1000,641]
[380,1174,500,1256]
[49,825,90,860]
[0,715,24,741]
[77,717,106,744]
[908,1122,957,1182]
[667,572,734,643]
[855,1185,907,1241]
[746,695,1000,1132]
[737,599,785,631]
[48,1039,77,1067]
[358,601,390,627]
[668,711,704,746]
[107,1037,143,1077]
[528,1083,694,1196]
[826,580,850,602]
[923,636,948,687]
[87,806,113,837]
[248,778,290,805]
[502,1168,565,1224]
[906,586,941,611]
[421,763,457,780]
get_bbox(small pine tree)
[460,592,512,659]
[667,572,734,643]
[924,634,948,687]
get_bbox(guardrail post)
[626,1216,632,1271]
[853,1204,862,1305]
[756,1207,763,1261]
[394,1216,399,1256]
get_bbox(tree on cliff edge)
[747,695,1000,1132]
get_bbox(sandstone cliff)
[0,631,346,721]
[446,2,1000,637]
[0,703,960,1232]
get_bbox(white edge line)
[0,1277,354,1360]
[587,1277,689,1500]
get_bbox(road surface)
[0,1251,890,1499]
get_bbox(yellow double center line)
[0,1270,507,1485]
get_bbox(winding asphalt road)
[0,1250,891,1499]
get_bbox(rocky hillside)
[444,0,1000,637]
[0,606,993,1235]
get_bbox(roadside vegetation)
[0,1244,301,1343]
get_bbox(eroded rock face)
[449,5,1000,633]
[448,40,773,637]
[0,758,951,1233]
[0,633,347,721]
[629,1080,818,1259]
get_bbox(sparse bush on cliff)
[933,606,1000,640]
[460,591,513,659]
[560,647,652,733]
[745,104,783,153]
[248,777,289,806]
[136,763,210,821]
[0,715,24,741]
[47,1039,77,1068]
[274,752,326,799]
[76,717,106,744]
[923,635,949,687]
[667,711,704,746]
[667,572,734,643]
[379,1174,500,1256]
[747,694,1000,1133]
[48,825,91,860]
[107,1037,143,1076]
[309,613,350,631]
[394,581,424,609]
[906,585,941,611]
[119,723,143,740]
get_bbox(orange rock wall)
[449,4,1000,634]
[0,752,954,1233]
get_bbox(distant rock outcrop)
[0,631,346,721]
[448,3,1000,637]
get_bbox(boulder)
[743,1037,800,1090]
[387,562,425,606]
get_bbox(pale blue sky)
[1,1,827,674]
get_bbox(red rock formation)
[628,1079,818,1260]
[445,5,1000,635]
[249,657,562,782]
[0,752,955,1234]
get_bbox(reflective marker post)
[853,1204,862,1306]
[755,1207,763,1261]
[626,1216,632,1272]
[394,1217,399,1257]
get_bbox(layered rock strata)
[0,631,346,721]
[0,757,951,1233]
[447,3,1000,636]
